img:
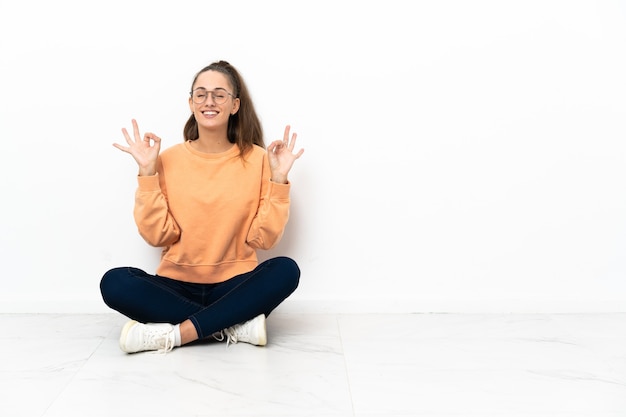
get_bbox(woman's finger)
[112,143,130,153]
[121,127,133,145]
[288,132,297,150]
[282,125,291,143]
[132,119,141,142]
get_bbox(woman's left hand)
[267,125,304,184]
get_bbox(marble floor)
[1,312,625,416]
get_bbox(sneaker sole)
[119,320,138,353]
[256,315,267,346]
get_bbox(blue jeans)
[100,256,300,339]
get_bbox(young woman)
[100,60,304,353]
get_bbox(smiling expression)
[189,70,240,132]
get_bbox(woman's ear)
[231,98,240,115]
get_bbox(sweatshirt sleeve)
[246,156,291,250]
[133,173,181,247]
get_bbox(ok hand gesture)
[267,125,304,184]
[113,119,161,176]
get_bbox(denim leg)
[100,257,300,339]
[100,267,204,324]
[190,257,300,339]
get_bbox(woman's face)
[189,70,240,132]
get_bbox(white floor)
[1,312,626,416]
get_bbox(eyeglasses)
[190,88,236,105]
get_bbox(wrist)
[138,168,156,176]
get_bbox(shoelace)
[212,330,226,343]
[156,334,174,354]
[212,325,244,347]
[144,326,174,354]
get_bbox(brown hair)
[183,60,265,158]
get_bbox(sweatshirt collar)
[184,141,240,159]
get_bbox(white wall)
[0,0,625,314]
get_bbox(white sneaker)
[213,314,267,347]
[119,320,176,354]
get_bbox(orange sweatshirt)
[133,141,290,283]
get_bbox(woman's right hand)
[113,119,161,176]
